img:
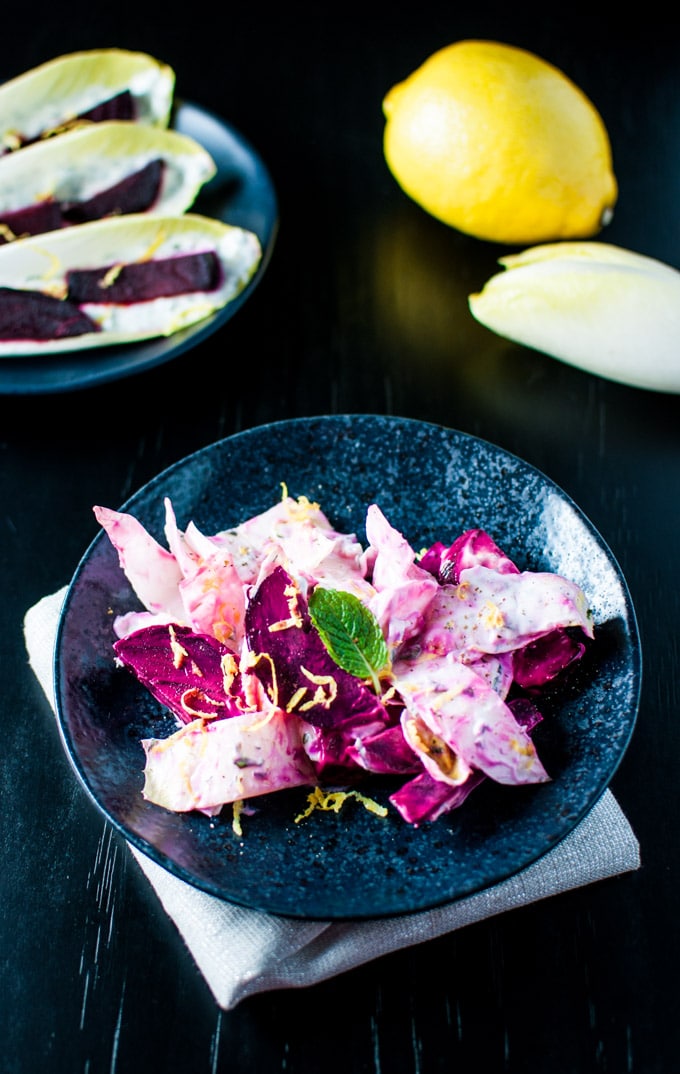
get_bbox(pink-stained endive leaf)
[393,651,550,786]
[415,564,593,660]
[419,528,519,584]
[389,691,544,825]
[142,709,317,814]
[365,503,439,655]
[160,497,247,647]
[93,505,185,620]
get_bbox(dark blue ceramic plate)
[0,100,278,395]
[54,415,641,920]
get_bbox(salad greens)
[94,490,594,826]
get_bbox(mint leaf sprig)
[308,587,390,695]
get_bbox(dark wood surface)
[2,6,678,1072]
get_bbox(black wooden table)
[2,6,678,1072]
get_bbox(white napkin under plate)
[24,587,641,1010]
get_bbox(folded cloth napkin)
[24,587,641,1011]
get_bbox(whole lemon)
[382,40,618,244]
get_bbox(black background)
[1,5,678,1072]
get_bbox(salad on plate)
[94,487,594,827]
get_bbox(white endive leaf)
[0,121,216,222]
[0,212,262,355]
[0,49,175,151]
[469,242,680,392]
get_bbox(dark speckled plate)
[54,415,641,920]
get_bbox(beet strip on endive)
[62,159,164,223]
[0,286,99,339]
[66,250,221,304]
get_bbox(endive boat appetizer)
[0,48,175,154]
[0,121,216,242]
[0,212,262,354]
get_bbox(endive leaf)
[0,121,216,236]
[0,48,175,153]
[469,241,680,393]
[0,212,261,354]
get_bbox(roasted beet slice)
[67,250,221,304]
[7,91,137,153]
[0,160,165,241]
[0,200,63,242]
[62,159,164,223]
[0,286,99,340]
[77,89,136,123]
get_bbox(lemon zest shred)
[269,581,304,632]
[482,600,504,630]
[294,786,388,823]
[246,707,279,733]
[232,800,244,837]
[178,686,224,720]
[139,230,167,262]
[168,624,189,669]
[286,686,308,712]
[220,652,240,693]
[297,666,337,711]
[241,649,279,707]
[99,263,123,289]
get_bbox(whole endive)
[469,242,680,393]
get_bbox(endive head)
[469,242,680,393]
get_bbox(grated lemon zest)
[98,263,123,289]
[168,624,189,669]
[297,666,337,711]
[294,786,388,823]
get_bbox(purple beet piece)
[0,200,63,242]
[77,90,136,123]
[389,768,487,825]
[245,565,390,730]
[0,160,165,243]
[512,628,587,689]
[67,250,221,304]
[114,623,243,725]
[63,159,164,223]
[5,92,137,155]
[0,286,98,340]
[506,696,544,731]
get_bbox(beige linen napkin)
[24,587,641,1010]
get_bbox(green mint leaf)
[308,587,389,693]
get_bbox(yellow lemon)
[382,40,617,244]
